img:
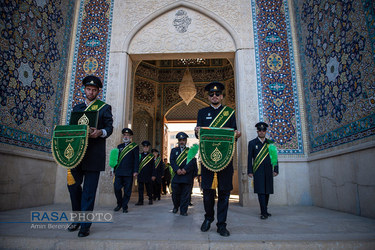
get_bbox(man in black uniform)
[67,75,113,237]
[113,128,139,213]
[195,81,241,237]
[161,158,171,195]
[170,132,198,216]
[247,122,279,219]
[136,140,156,205]
[151,148,164,201]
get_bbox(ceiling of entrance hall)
[133,58,236,121]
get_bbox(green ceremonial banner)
[51,125,89,169]
[70,111,98,128]
[199,127,236,172]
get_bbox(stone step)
[0,195,374,249]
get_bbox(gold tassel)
[197,159,201,176]
[211,172,218,189]
[134,179,138,186]
[67,169,75,186]
[112,176,115,184]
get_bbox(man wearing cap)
[112,128,139,213]
[169,132,198,216]
[67,75,113,237]
[195,81,241,237]
[136,140,156,205]
[151,148,164,201]
[247,122,279,219]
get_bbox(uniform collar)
[85,98,97,107]
[210,104,222,110]
[258,137,266,144]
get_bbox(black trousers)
[114,175,133,210]
[67,168,100,231]
[171,182,192,214]
[138,181,152,202]
[203,189,230,228]
[257,193,270,215]
[162,178,170,194]
[152,181,161,199]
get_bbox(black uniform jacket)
[196,105,237,190]
[247,138,279,194]
[72,102,113,171]
[154,159,164,183]
[114,143,139,176]
[137,152,156,183]
[170,147,198,184]
[163,164,171,181]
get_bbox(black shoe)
[200,219,212,232]
[78,229,90,237]
[172,208,178,213]
[189,203,193,206]
[135,201,143,206]
[158,197,161,200]
[67,223,80,232]
[149,200,153,205]
[260,214,268,219]
[217,227,230,237]
[266,212,272,217]
[180,212,188,216]
[113,205,121,211]
[123,209,128,213]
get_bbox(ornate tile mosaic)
[0,0,75,152]
[252,0,304,154]
[134,77,156,105]
[294,0,375,152]
[66,0,113,122]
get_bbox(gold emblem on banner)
[211,147,222,163]
[64,143,74,160]
[91,105,98,110]
[78,114,89,125]
[223,111,229,116]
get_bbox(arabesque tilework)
[252,0,304,154]
[66,0,113,122]
[0,0,75,152]
[294,0,375,153]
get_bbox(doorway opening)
[131,58,239,197]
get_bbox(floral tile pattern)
[0,0,75,152]
[295,0,375,152]
[66,0,113,122]
[252,0,304,154]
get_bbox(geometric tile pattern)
[0,0,75,152]
[295,0,375,152]
[66,0,113,122]
[252,0,304,154]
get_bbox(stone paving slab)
[0,194,375,249]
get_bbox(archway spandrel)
[129,8,235,54]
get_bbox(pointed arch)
[165,98,209,122]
